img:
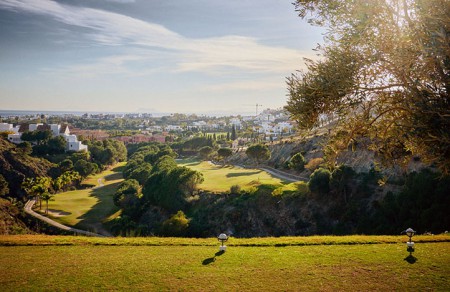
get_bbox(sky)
[0,0,325,116]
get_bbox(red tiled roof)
[36,124,51,131]
[18,124,29,133]
[60,124,67,133]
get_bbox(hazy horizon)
[0,107,278,117]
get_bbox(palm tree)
[40,192,53,215]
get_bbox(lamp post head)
[405,228,415,239]
[218,233,228,242]
[404,228,416,253]
[217,233,228,250]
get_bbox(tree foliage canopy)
[309,167,331,194]
[217,147,233,165]
[199,146,214,160]
[290,153,306,171]
[246,144,271,165]
[142,156,204,211]
[286,0,450,173]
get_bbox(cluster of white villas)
[0,123,87,152]
[146,112,294,137]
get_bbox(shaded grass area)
[41,163,126,232]
[0,241,449,291]
[177,158,298,192]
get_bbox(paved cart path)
[24,177,109,237]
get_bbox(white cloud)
[0,0,313,76]
[105,0,135,3]
[202,79,283,92]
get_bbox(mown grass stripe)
[1,234,448,246]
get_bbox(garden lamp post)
[218,233,228,252]
[405,228,415,252]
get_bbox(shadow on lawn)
[74,167,123,235]
[404,253,418,264]
[184,161,202,167]
[74,181,121,235]
[226,171,261,178]
[105,172,122,181]
[202,250,225,265]
[112,164,126,172]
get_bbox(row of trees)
[21,171,81,214]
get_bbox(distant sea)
[0,110,128,117]
[0,109,257,118]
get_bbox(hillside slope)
[0,138,54,200]
[0,198,30,234]
[229,133,426,178]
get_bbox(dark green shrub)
[159,210,190,237]
[290,153,306,171]
[230,184,241,194]
[309,168,331,194]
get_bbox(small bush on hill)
[230,184,241,194]
[159,210,190,237]
[289,153,306,171]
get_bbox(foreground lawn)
[40,163,125,231]
[0,235,449,291]
[178,158,298,192]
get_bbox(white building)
[0,123,13,132]
[29,123,43,132]
[147,126,163,132]
[7,133,22,144]
[229,118,242,129]
[6,123,87,152]
[166,125,183,132]
[273,122,293,134]
[193,121,207,128]
[67,140,88,152]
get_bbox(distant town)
[0,108,298,147]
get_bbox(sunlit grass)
[39,162,126,230]
[82,162,126,186]
[178,158,297,192]
[0,235,449,291]
[1,234,448,246]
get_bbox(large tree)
[217,147,233,165]
[286,0,450,173]
[142,156,203,211]
[246,144,271,166]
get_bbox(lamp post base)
[219,246,227,252]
